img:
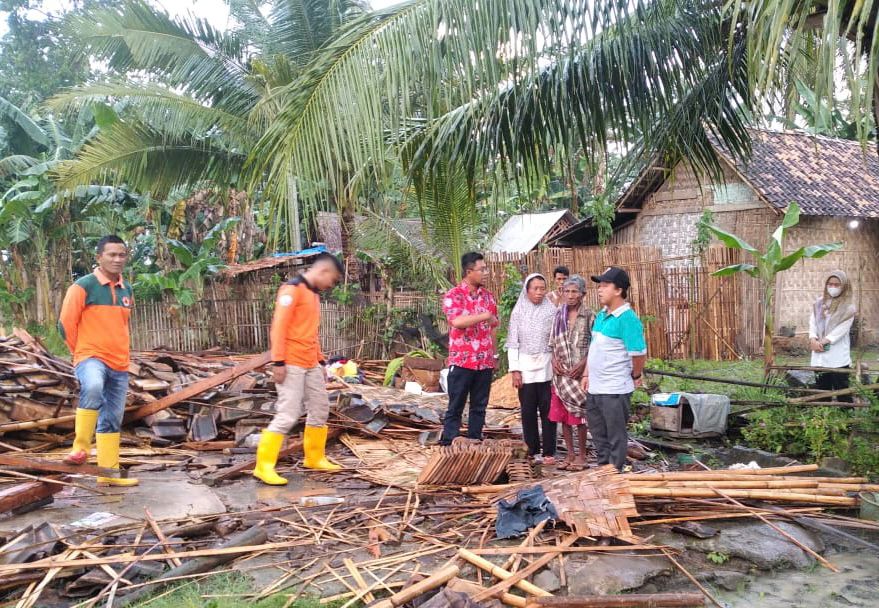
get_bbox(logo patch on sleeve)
[279,294,294,307]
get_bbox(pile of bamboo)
[624,464,872,507]
[418,438,521,485]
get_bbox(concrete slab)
[0,471,226,533]
[217,472,333,512]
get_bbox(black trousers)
[816,367,852,403]
[585,393,632,470]
[518,381,557,456]
[441,367,493,444]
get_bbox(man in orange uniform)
[58,235,138,487]
[253,253,344,485]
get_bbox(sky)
[0,0,407,36]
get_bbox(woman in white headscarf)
[809,270,857,402]
[506,273,558,463]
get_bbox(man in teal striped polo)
[580,267,646,471]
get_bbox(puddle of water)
[717,551,879,607]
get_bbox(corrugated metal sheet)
[489,210,571,253]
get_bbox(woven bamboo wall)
[131,295,443,357]
[485,245,759,360]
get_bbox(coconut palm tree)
[52,0,368,254]
[58,1,879,285]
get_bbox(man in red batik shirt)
[440,252,498,444]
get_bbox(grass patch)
[127,573,335,608]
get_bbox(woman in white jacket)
[506,273,558,463]
[809,270,857,402]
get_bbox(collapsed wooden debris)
[1,330,877,607]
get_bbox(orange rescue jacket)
[58,268,133,371]
[270,276,325,368]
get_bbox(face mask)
[827,286,842,298]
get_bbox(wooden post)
[525,594,705,607]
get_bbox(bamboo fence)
[129,245,760,361]
[485,245,760,360]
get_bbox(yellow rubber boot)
[64,408,98,465]
[95,433,139,487]
[302,426,341,471]
[252,430,288,485]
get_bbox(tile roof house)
[550,128,879,345]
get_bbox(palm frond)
[413,161,478,283]
[49,83,255,145]
[0,95,49,149]
[53,120,246,199]
[268,0,369,61]
[248,0,757,215]
[409,0,751,188]
[742,0,879,145]
[68,0,257,114]
[248,0,628,205]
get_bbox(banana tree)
[135,217,240,306]
[707,202,842,372]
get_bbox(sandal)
[568,462,586,472]
[543,456,557,466]
[556,461,572,471]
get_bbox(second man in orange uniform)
[253,253,344,485]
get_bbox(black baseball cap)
[590,267,630,290]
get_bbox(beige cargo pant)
[267,365,330,434]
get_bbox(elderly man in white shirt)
[507,273,558,463]
[809,270,856,402]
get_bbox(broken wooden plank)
[0,480,63,515]
[526,594,705,607]
[0,454,118,478]
[126,351,271,422]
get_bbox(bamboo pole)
[660,549,723,608]
[709,487,838,572]
[447,578,527,608]
[629,487,856,505]
[642,368,820,392]
[622,464,818,480]
[473,534,580,602]
[789,382,879,403]
[627,480,819,489]
[501,519,549,571]
[457,548,552,598]
[370,564,459,608]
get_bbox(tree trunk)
[763,280,775,376]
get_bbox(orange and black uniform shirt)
[58,269,133,371]
[270,276,325,368]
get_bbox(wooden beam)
[126,351,271,422]
[0,454,117,478]
[526,595,705,607]
[0,480,63,514]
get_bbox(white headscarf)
[506,273,556,355]
[813,269,856,339]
